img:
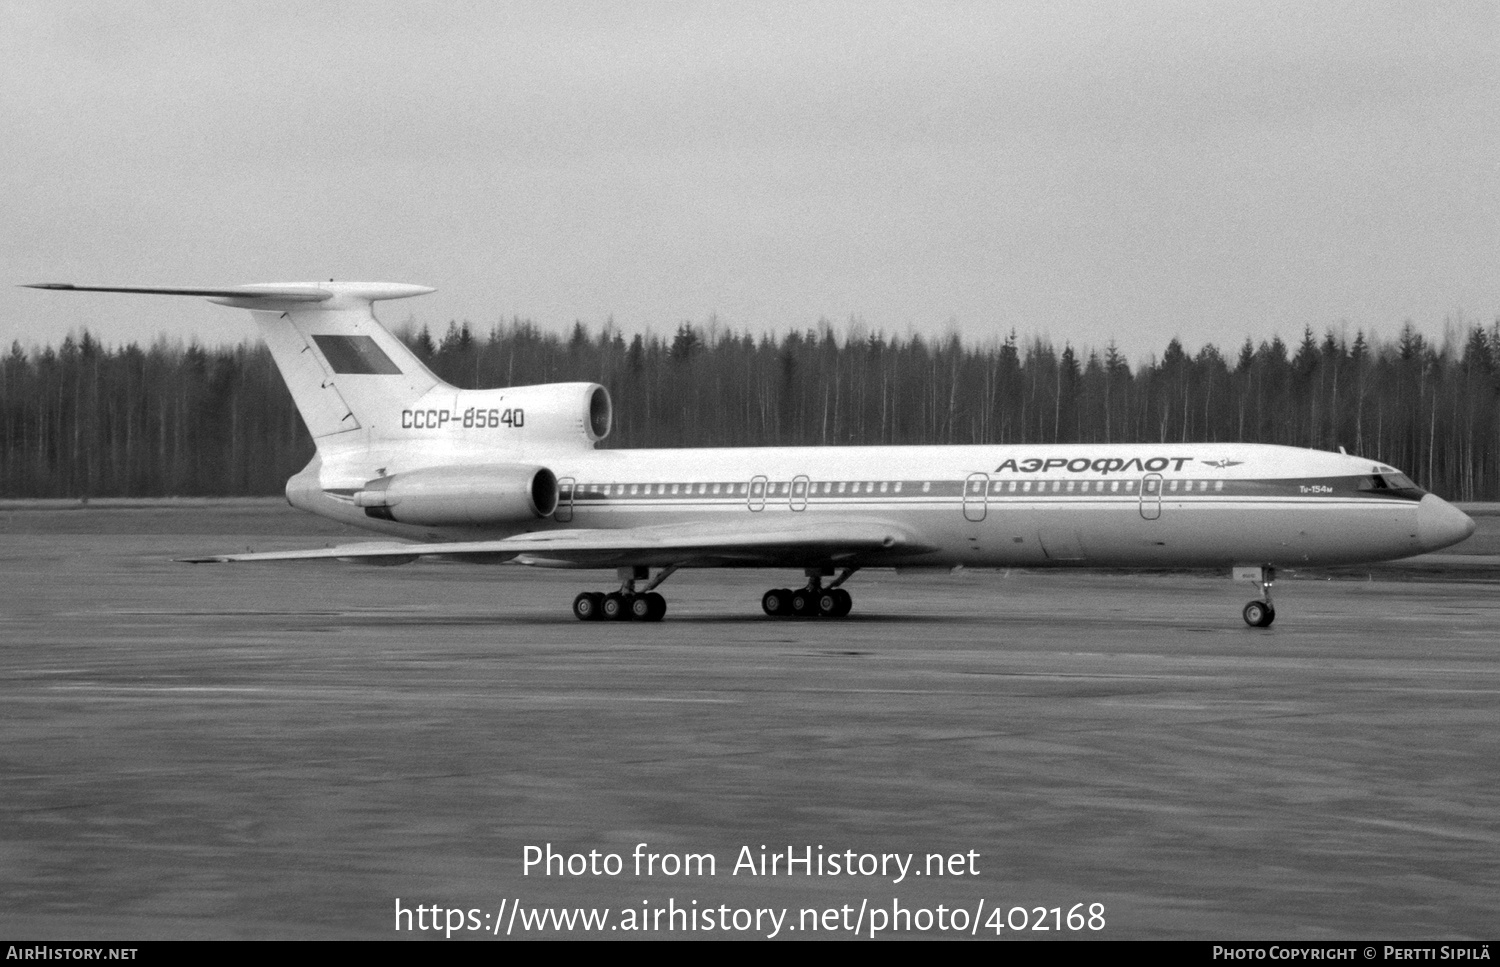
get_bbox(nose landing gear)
[1235,565,1277,628]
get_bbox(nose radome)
[1417,494,1476,552]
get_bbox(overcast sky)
[3,1,1496,364]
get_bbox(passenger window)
[922,482,931,493]
[1214,481,1224,492]
[837,482,846,494]
[879,482,888,493]
[894,482,903,493]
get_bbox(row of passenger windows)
[568,481,921,496]
[978,479,1225,494]
[564,478,1229,497]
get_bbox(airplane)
[24,280,1477,627]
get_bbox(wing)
[179,519,936,569]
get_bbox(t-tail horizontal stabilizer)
[24,280,444,446]
[21,281,434,309]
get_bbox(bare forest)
[4,316,1499,500]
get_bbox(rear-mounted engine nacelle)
[489,382,611,445]
[354,464,558,526]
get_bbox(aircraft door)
[748,475,768,512]
[555,476,575,522]
[963,472,989,522]
[790,475,810,511]
[1139,473,1162,520]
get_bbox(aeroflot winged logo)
[1201,459,1244,469]
[995,456,1196,475]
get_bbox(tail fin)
[23,281,447,452]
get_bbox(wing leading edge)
[178,519,936,569]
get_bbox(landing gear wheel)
[1243,600,1276,628]
[602,592,631,621]
[628,593,667,621]
[816,588,853,617]
[644,591,667,621]
[790,589,819,617]
[573,592,604,621]
[762,588,792,617]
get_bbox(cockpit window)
[1385,472,1419,490]
[1359,472,1421,492]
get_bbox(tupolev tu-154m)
[25,280,1477,626]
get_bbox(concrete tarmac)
[1,503,1497,939]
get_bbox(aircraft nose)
[1417,494,1476,552]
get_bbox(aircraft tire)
[831,588,853,617]
[817,591,839,616]
[603,592,631,621]
[1242,600,1275,628]
[790,589,819,617]
[644,592,667,621]
[629,594,653,620]
[573,592,604,621]
[762,588,792,617]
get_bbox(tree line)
[3,316,1499,499]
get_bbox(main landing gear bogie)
[573,566,675,622]
[762,568,857,619]
[573,590,666,622]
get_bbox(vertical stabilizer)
[228,285,445,447]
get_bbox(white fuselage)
[292,441,1474,571]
